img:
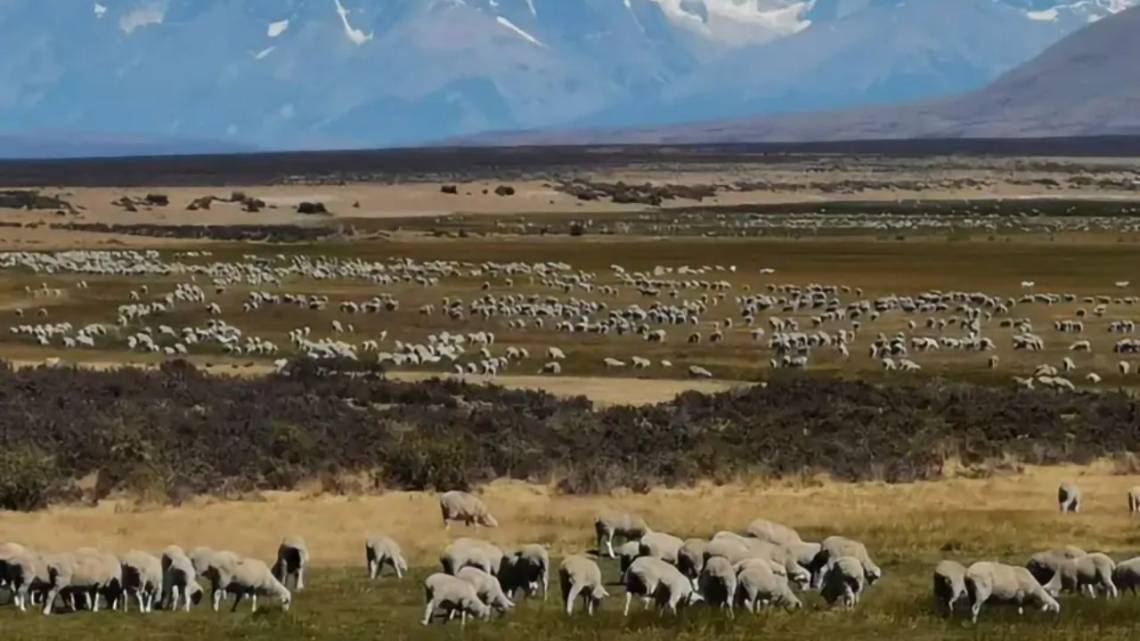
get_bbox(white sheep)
[559,555,608,616]
[273,535,309,591]
[623,557,702,616]
[189,547,242,612]
[595,510,651,559]
[2,548,50,612]
[42,550,122,614]
[456,566,514,617]
[933,560,968,615]
[366,535,408,579]
[698,556,737,618]
[1112,557,1140,595]
[441,538,504,577]
[639,531,685,565]
[810,536,882,588]
[121,550,162,613]
[422,572,491,626]
[1026,546,1087,584]
[1058,481,1081,513]
[439,491,499,529]
[222,558,292,613]
[820,556,866,609]
[965,561,1059,623]
[1129,486,1140,514]
[735,558,802,612]
[1043,553,1118,598]
[677,538,709,585]
[163,550,203,612]
[499,544,548,601]
[688,365,714,378]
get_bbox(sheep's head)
[591,585,610,602]
[480,513,499,528]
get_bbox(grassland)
[4,467,1140,640]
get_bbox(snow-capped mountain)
[0,0,1134,155]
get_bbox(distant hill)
[465,4,1140,145]
[0,133,253,160]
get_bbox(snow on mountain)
[0,0,1134,155]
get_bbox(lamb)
[623,556,703,616]
[1129,486,1140,513]
[697,556,737,617]
[639,531,685,565]
[365,535,408,579]
[810,536,882,588]
[1026,546,1087,584]
[189,547,242,612]
[1112,557,1140,595]
[558,555,608,616]
[422,572,491,626]
[42,550,123,614]
[439,491,499,529]
[965,561,1060,623]
[441,538,504,577]
[499,544,549,600]
[120,550,162,613]
[163,550,203,612]
[1042,553,1118,598]
[595,510,651,559]
[735,558,802,612]
[933,560,968,615]
[273,535,309,591]
[456,566,515,615]
[677,538,709,585]
[222,558,292,613]
[2,549,50,612]
[820,556,866,609]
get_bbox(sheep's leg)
[297,568,304,591]
[231,592,243,613]
[42,587,61,615]
[251,594,258,613]
[970,603,981,623]
[565,584,582,616]
[623,592,632,617]
[421,600,435,625]
[460,609,467,627]
[91,589,101,613]
[368,560,377,580]
[212,588,224,613]
[395,561,404,580]
[606,535,615,560]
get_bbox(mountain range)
[0,0,1134,156]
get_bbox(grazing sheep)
[223,558,292,613]
[810,536,882,588]
[1057,481,1081,512]
[456,566,515,615]
[617,541,641,579]
[42,550,122,614]
[639,532,685,565]
[820,556,866,609]
[688,365,714,378]
[623,557,703,616]
[735,558,802,612]
[499,544,549,601]
[559,555,608,616]
[273,535,308,591]
[189,547,241,612]
[1026,547,1088,584]
[422,572,491,626]
[366,535,408,579]
[441,538,504,577]
[697,556,737,617]
[2,549,50,612]
[677,538,709,585]
[121,550,162,613]
[595,511,651,559]
[965,561,1060,623]
[1129,487,1140,514]
[163,552,203,612]
[933,560,968,615]
[439,491,499,529]
[1043,553,1118,598]
[1112,557,1140,595]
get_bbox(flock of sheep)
[1,249,1138,390]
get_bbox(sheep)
[2,548,50,612]
[735,558,802,612]
[1026,546,1087,584]
[712,532,810,588]
[639,531,685,565]
[745,518,821,567]
[1042,553,1118,598]
[547,346,566,360]
[1058,481,1081,513]
[422,572,491,626]
[441,538,504,577]
[189,547,241,612]
[365,535,408,579]
[933,560,968,615]
[617,541,641,579]
[120,550,162,613]
[163,551,203,612]
[439,491,499,529]
[594,510,650,559]
[42,550,122,614]
[697,556,737,618]
[810,536,882,588]
[1130,487,1140,514]
[272,535,309,592]
[1112,557,1140,595]
[623,556,703,616]
[820,556,866,609]
[558,555,608,616]
[456,566,515,615]
[965,561,1060,623]
[222,558,292,613]
[499,544,549,601]
[676,538,709,586]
